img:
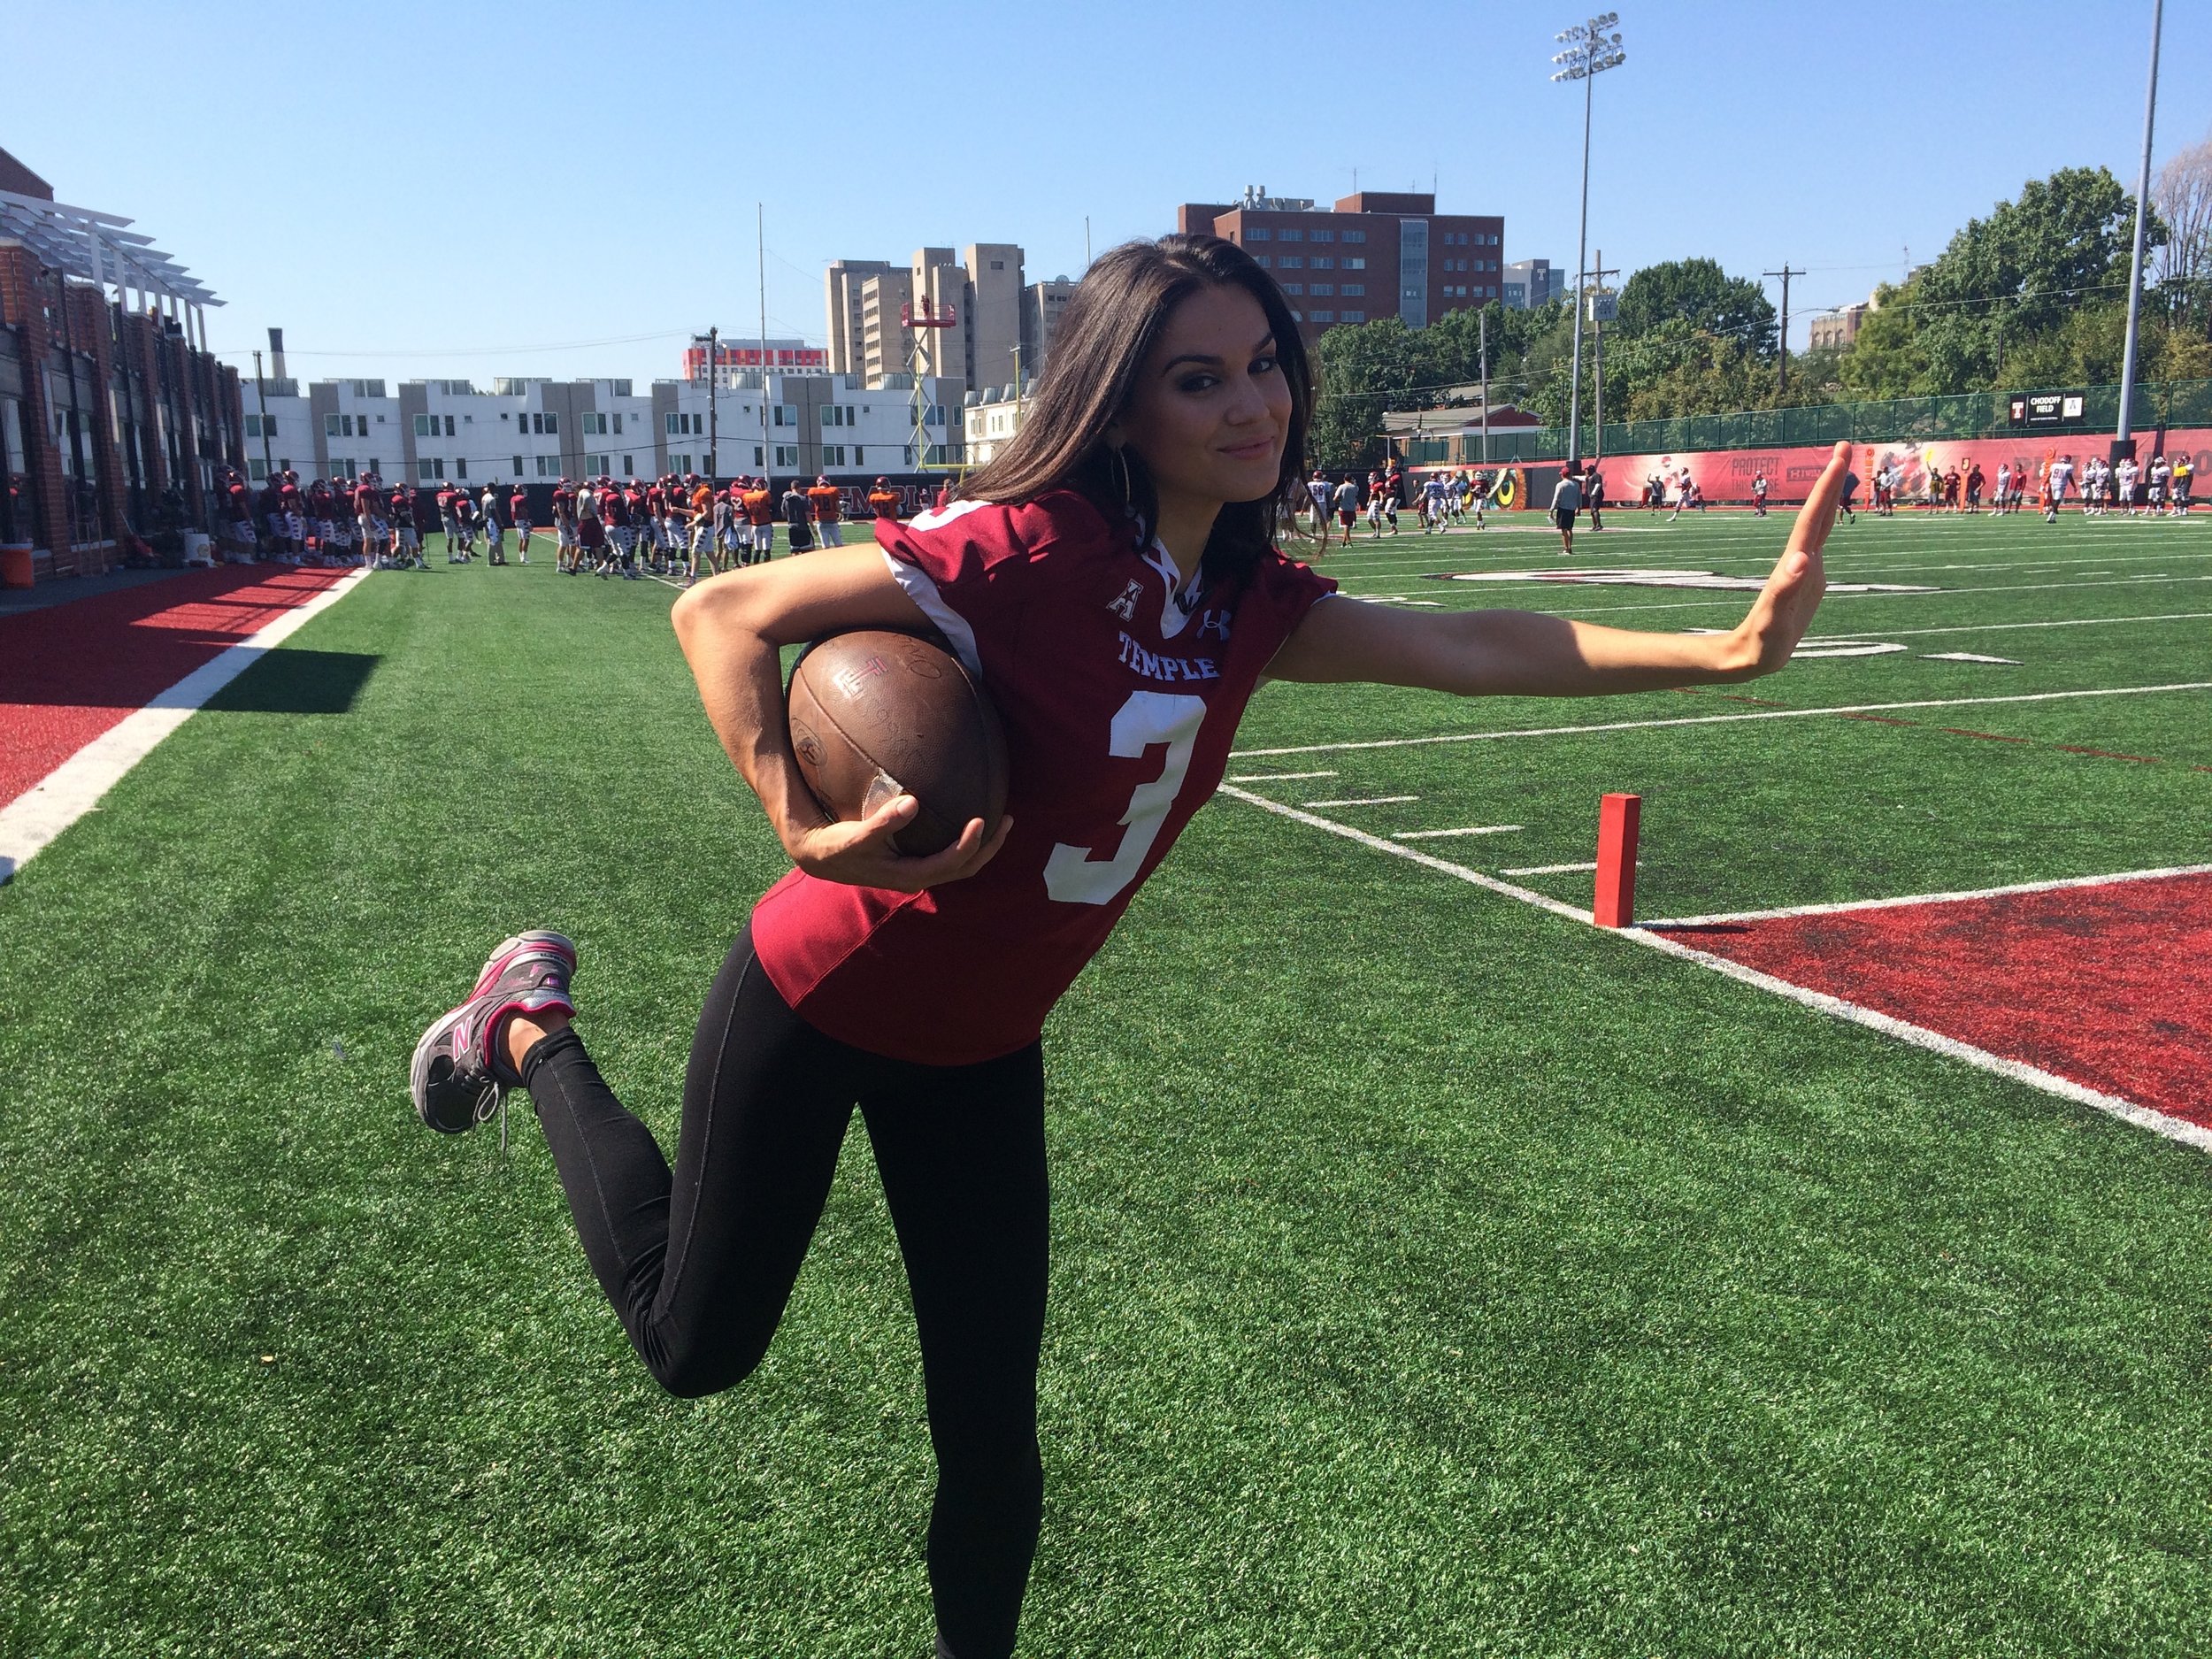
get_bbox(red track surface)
[1654,873,2212,1129]
[0,566,350,809]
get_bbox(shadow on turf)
[202,649,381,716]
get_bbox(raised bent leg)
[522,926,863,1397]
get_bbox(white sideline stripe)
[0,569,372,884]
[1215,786,1591,922]
[1625,928,2212,1156]
[1225,770,1338,782]
[1881,611,2212,636]
[1394,824,1524,839]
[1639,863,2212,928]
[1232,680,2212,757]
[1217,785,2212,1155]
[1303,795,1420,808]
[1502,861,1607,875]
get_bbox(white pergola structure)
[0,187,223,343]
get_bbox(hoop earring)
[1111,446,1133,511]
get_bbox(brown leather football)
[787,629,1010,857]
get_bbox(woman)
[408,234,1840,1659]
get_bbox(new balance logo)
[1107,580,1141,621]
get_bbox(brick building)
[0,147,241,579]
[1173,186,1505,338]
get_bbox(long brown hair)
[959,234,1312,581]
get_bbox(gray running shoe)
[411,932,576,1134]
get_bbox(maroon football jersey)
[749,489,1334,1064]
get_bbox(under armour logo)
[1107,580,1141,621]
[1197,608,1233,641]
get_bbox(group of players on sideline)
[208,467,915,576]
[215,443,2197,573]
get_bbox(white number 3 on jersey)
[1043,690,1206,906]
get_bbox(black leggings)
[519,926,1048,1659]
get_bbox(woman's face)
[1115,283,1292,510]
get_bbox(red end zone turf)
[1651,873,2212,1131]
[0,566,352,809]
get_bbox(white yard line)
[1393,824,1525,840]
[1879,611,2212,636]
[1233,680,2212,758]
[1521,573,2212,619]
[1216,782,2212,1154]
[0,569,372,884]
[1639,863,2212,928]
[1502,861,1602,875]
[1225,770,1338,783]
[1302,795,1420,808]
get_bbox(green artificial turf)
[2,513,2209,1655]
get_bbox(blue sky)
[12,0,2207,384]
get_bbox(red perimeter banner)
[1417,428,2212,507]
[1592,428,2212,507]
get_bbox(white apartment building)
[237,373,964,486]
[961,380,1035,467]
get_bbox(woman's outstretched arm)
[1266,441,1847,695]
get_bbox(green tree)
[1310,317,1434,469]
[1615,258,1777,354]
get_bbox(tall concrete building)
[825,259,899,374]
[1173,187,1503,340]
[1021,278,1075,377]
[829,242,1032,399]
[1501,258,1558,310]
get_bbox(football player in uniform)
[867,475,902,525]
[410,235,1843,1659]
[809,475,845,547]
[509,485,533,562]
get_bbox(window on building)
[246,413,276,438]
[612,412,624,434]
[772,404,799,427]
[413,414,433,437]
[774,444,798,467]
[418,457,444,480]
[1279,256,1304,269]
[325,413,341,437]
[1280,283,1303,296]
[249,458,268,480]
[535,456,558,477]
[1344,229,1366,243]
[989,259,1004,270]
[444,415,456,437]
[1341,311,1365,323]
[1308,310,1334,323]
[1253,256,1271,268]
[543,413,557,434]
[587,452,609,474]
[1245,227,1270,242]
[753,445,764,465]
[1340,283,1365,296]
[824,444,848,465]
[1345,257,1366,270]
[513,455,526,476]
[1278,229,1302,242]
[622,456,634,475]
[1310,283,1333,296]
[665,412,679,434]
[1311,257,1334,270]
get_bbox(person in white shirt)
[2042,456,2074,523]
[2116,456,2140,515]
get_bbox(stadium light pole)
[2115,0,2163,460]
[1552,13,1625,471]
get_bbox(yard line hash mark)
[1226,771,1338,783]
[1303,795,1420,808]
[1393,825,1525,840]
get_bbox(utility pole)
[707,324,718,483]
[1551,12,1626,469]
[2116,0,2164,460]
[1589,251,1620,456]
[252,349,273,480]
[757,204,771,487]
[1479,308,1490,464]
[1763,264,1804,397]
